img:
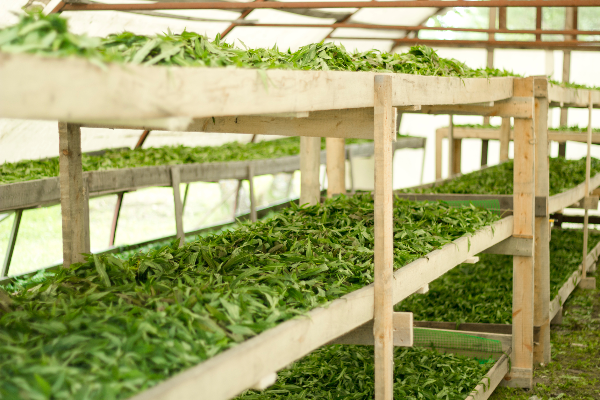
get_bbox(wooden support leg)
[247,165,257,223]
[435,130,443,180]
[170,167,184,246]
[1,209,22,277]
[558,142,567,158]
[59,122,89,267]
[580,94,596,290]
[347,149,356,194]
[508,106,535,388]
[550,307,563,325]
[300,137,321,206]
[182,184,190,212]
[109,193,124,247]
[448,115,454,178]
[533,78,551,365]
[419,145,426,185]
[373,75,394,400]
[481,139,489,167]
[326,137,346,197]
[452,138,462,175]
[499,117,511,162]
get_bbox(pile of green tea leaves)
[549,79,600,91]
[236,345,493,400]
[0,194,499,399]
[451,123,600,133]
[1,12,515,78]
[410,157,600,196]
[0,136,374,185]
[396,229,600,324]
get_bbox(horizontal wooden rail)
[465,352,511,400]
[129,217,513,400]
[436,127,600,144]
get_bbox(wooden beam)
[436,130,443,180]
[300,137,321,206]
[332,312,413,346]
[373,74,394,400]
[509,78,535,388]
[466,353,510,400]
[326,137,346,197]
[59,122,89,268]
[482,237,533,256]
[453,138,462,175]
[533,77,550,366]
[581,93,595,289]
[499,117,511,161]
[170,167,184,246]
[247,164,257,223]
[448,115,455,178]
[418,97,534,118]
[1,209,22,277]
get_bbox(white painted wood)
[373,74,394,400]
[0,53,514,122]
[128,217,513,400]
[300,137,321,206]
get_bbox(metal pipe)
[60,0,600,12]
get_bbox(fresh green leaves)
[0,195,498,399]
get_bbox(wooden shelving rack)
[0,51,550,399]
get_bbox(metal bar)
[59,1,600,11]
[1,209,23,277]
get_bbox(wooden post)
[499,117,511,162]
[510,78,536,388]
[347,148,356,194]
[170,166,184,246]
[326,137,346,197]
[373,75,394,400]
[300,137,321,206]
[59,122,89,267]
[109,193,124,247]
[482,6,496,166]
[499,6,507,30]
[580,94,596,290]
[1,209,22,277]
[247,164,257,223]
[453,138,462,175]
[533,77,551,366]
[559,7,575,158]
[448,115,455,177]
[436,130,443,180]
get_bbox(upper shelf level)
[548,83,600,109]
[0,52,514,124]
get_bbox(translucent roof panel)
[330,27,405,40]
[351,7,440,26]
[327,38,395,52]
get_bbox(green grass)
[408,157,600,196]
[0,195,499,399]
[395,229,600,325]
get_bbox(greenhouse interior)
[1,0,600,399]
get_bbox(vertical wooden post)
[435,130,443,180]
[247,164,257,223]
[580,94,596,290]
[559,7,575,158]
[453,139,462,175]
[533,77,551,366]
[347,148,356,194]
[499,117,511,162]
[482,6,496,166]
[326,138,347,197]
[448,115,455,177]
[373,75,394,400]
[510,78,536,388]
[300,137,321,206]
[171,166,185,246]
[1,209,22,277]
[59,122,89,267]
[109,193,124,247]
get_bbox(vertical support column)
[109,193,124,247]
[59,122,89,267]
[509,78,536,388]
[448,115,455,177]
[326,138,347,197]
[347,148,356,194]
[580,94,597,290]
[533,77,551,366]
[435,130,443,180]
[1,210,23,277]
[453,139,462,175]
[499,117,511,162]
[482,6,496,166]
[300,137,321,206]
[247,164,257,223]
[559,7,575,158]
[171,166,185,246]
[373,75,394,400]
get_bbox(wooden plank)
[414,321,512,336]
[483,237,533,256]
[332,312,413,347]
[300,137,321,206]
[533,77,550,366]
[129,217,513,400]
[247,164,257,223]
[437,127,600,144]
[170,167,184,246]
[582,94,593,281]
[59,122,89,268]
[0,53,514,122]
[509,78,535,389]
[1,209,22,277]
[465,353,510,400]
[436,130,443,180]
[448,115,455,178]
[453,138,462,175]
[373,74,394,400]
[548,85,600,109]
[499,117,511,162]
[418,97,534,118]
[326,137,346,197]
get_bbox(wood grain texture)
[331,312,413,347]
[58,122,88,268]
[0,52,514,122]
[300,137,321,206]
[326,137,346,197]
[500,117,511,162]
[373,74,394,400]
[418,97,533,118]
